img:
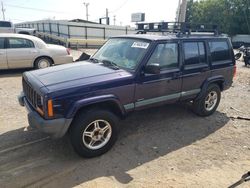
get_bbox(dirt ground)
[0,55,249,188]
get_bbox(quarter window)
[8,38,34,49]
[209,41,231,62]
[184,42,206,65]
[147,43,178,69]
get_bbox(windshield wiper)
[89,57,99,63]
[101,60,120,70]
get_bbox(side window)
[209,41,231,62]
[184,42,206,65]
[147,43,178,69]
[8,38,34,49]
[0,38,4,49]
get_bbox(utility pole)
[113,15,116,25]
[178,0,187,22]
[99,8,110,25]
[1,1,5,21]
[176,0,181,22]
[106,8,109,25]
[83,2,89,21]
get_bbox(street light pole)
[83,2,89,21]
[113,15,116,25]
[1,1,5,21]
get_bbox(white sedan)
[0,33,73,69]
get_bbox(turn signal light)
[48,99,54,117]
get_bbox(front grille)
[22,78,40,108]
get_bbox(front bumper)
[18,92,72,138]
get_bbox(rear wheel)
[69,109,119,158]
[193,84,221,116]
[35,57,52,69]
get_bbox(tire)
[34,57,52,69]
[69,109,119,158]
[245,59,250,67]
[193,84,221,116]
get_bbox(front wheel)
[69,109,119,158]
[245,59,250,67]
[193,84,221,116]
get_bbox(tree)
[186,0,250,35]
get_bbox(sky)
[1,0,180,26]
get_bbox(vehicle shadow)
[0,69,32,78]
[0,104,230,187]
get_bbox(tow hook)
[228,171,250,188]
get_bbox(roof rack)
[135,22,220,36]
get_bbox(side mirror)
[235,52,242,60]
[144,64,160,74]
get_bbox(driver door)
[135,42,182,109]
[0,37,8,69]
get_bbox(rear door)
[181,40,210,100]
[0,37,8,69]
[6,37,37,68]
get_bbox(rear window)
[209,41,231,62]
[0,21,12,28]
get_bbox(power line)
[109,0,129,13]
[5,3,69,14]
[10,18,29,22]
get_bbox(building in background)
[16,19,135,48]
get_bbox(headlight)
[36,96,44,116]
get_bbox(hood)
[28,61,133,92]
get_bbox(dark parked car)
[18,22,236,158]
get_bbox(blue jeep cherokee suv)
[18,23,236,157]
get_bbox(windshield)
[0,21,12,27]
[92,38,150,70]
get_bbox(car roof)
[0,33,42,42]
[112,33,229,41]
[0,21,12,23]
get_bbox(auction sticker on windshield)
[131,42,149,49]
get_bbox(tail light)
[66,48,71,55]
[233,65,236,78]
